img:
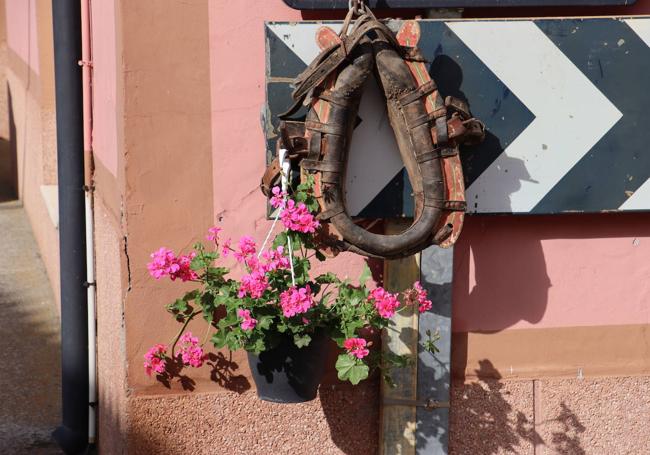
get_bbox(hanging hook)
[348,0,365,15]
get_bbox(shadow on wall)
[153,350,252,394]
[450,360,586,455]
[143,338,379,454]
[430,54,552,333]
[0,84,18,201]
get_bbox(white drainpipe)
[80,0,97,444]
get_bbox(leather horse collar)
[261,8,484,259]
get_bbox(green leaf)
[272,232,288,249]
[423,329,441,355]
[349,363,369,385]
[335,354,369,385]
[258,315,274,330]
[211,330,226,349]
[225,332,242,351]
[293,334,312,348]
[316,273,340,285]
[248,336,266,355]
[190,255,205,271]
[306,198,320,213]
[314,250,326,262]
[165,298,194,319]
[183,290,201,302]
[358,263,372,287]
[276,321,288,333]
[343,320,365,339]
[206,267,229,279]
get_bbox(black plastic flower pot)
[247,330,329,403]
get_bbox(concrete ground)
[0,200,62,453]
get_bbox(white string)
[286,224,296,287]
[259,148,296,287]
[257,209,281,258]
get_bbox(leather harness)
[261,8,484,259]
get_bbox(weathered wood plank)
[380,220,420,455]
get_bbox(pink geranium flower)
[221,238,232,257]
[279,285,314,317]
[344,337,370,359]
[147,247,198,282]
[260,246,290,272]
[280,200,320,233]
[270,186,287,209]
[206,226,222,242]
[404,281,432,313]
[144,343,168,376]
[238,269,268,299]
[234,236,257,262]
[369,287,400,319]
[178,332,206,368]
[237,308,258,331]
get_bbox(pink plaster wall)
[208,1,367,279]
[453,214,650,332]
[91,0,118,177]
[4,0,39,74]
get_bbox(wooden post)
[380,220,421,455]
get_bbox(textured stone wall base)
[126,382,379,455]
[450,375,650,455]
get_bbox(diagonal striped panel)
[448,21,622,213]
[533,19,650,213]
[265,18,650,215]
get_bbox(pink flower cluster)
[280,199,320,234]
[279,285,314,317]
[369,287,400,319]
[234,236,257,262]
[404,281,432,313]
[260,246,291,271]
[237,309,258,331]
[178,332,206,368]
[144,344,168,376]
[237,245,291,299]
[238,268,269,299]
[270,186,287,209]
[344,337,370,359]
[147,247,198,282]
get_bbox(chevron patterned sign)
[265,18,650,216]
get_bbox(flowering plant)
[144,177,435,386]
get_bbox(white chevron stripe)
[448,21,623,213]
[619,20,650,211]
[267,24,403,216]
[267,23,330,67]
[624,18,650,48]
[620,178,650,211]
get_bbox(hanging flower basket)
[143,177,436,401]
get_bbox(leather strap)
[416,147,458,164]
[425,199,467,211]
[260,157,281,197]
[301,159,344,173]
[305,120,347,136]
[315,89,352,107]
[398,80,437,107]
